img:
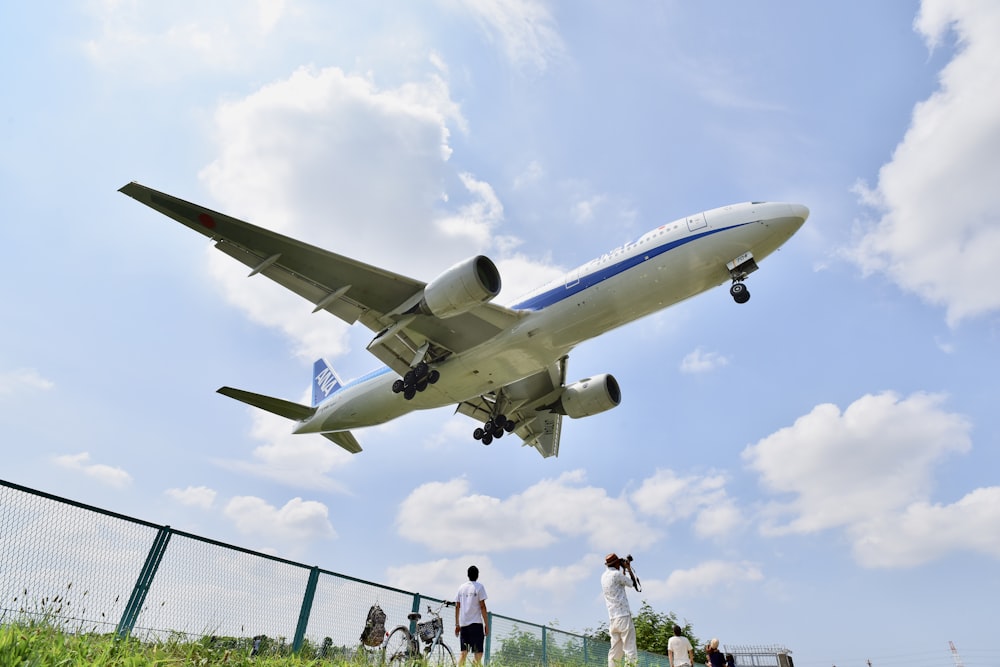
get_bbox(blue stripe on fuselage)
[511,222,753,311]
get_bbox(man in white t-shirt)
[454,565,489,666]
[601,553,638,666]
[668,624,694,667]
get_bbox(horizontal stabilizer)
[322,431,363,454]
[217,387,315,421]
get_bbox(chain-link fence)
[1,478,676,665]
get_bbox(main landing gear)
[390,361,440,400]
[729,280,750,304]
[473,414,516,446]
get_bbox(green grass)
[0,620,383,667]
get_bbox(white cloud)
[641,560,764,601]
[679,348,730,374]
[396,471,659,552]
[223,495,336,543]
[741,391,1000,567]
[386,553,594,611]
[444,0,566,72]
[744,392,971,535]
[165,485,217,509]
[51,452,132,489]
[847,0,1000,325]
[215,408,353,492]
[0,368,54,395]
[572,195,607,224]
[631,469,744,540]
[197,64,558,362]
[852,486,1000,567]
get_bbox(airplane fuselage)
[296,201,807,434]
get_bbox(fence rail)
[1,478,675,665]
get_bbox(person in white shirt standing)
[601,553,638,667]
[668,624,695,667]
[454,565,489,666]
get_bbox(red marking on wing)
[198,213,216,229]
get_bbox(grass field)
[0,619,378,667]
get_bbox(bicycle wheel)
[426,641,456,667]
[383,626,412,665]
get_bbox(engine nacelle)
[556,374,622,419]
[419,255,501,318]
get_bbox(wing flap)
[455,360,567,458]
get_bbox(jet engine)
[418,255,502,318]
[553,374,622,419]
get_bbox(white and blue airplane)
[120,182,808,457]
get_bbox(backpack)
[360,604,387,647]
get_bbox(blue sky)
[2,1,999,665]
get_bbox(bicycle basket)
[417,617,442,642]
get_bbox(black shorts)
[459,623,485,654]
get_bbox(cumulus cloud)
[847,0,1000,325]
[386,553,594,610]
[641,560,764,601]
[741,391,999,567]
[52,452,132,488]
[0,368,54,396]
[631,469,744,539]
[852,487,1000,567]
[165,485,217,509]
[396,471,659,552]
[679,348,730,374]
[744,392,971,534]
[223,495,336,543]
[214,408,353,492]
[196,64,558,361]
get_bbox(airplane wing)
[455,359,567,458]
[120,182,522,375]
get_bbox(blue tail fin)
[312,359,343,407]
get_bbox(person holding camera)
[601,553,638,667]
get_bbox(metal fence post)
[292,566,320,653]
[409,593,421,635]
[115,525,172,640]
[542,625,547,665]
[484,611,493,663]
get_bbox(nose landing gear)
[391,361,440,400]
[726,251,757,304]
[729,280,750,304]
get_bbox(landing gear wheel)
[481,433,493,445]
[427,369,440,384]
[416,378,429,392]
[730,282,750,304]
[403,387,416,400]
[392,379,404,393]
[492,424,504,438]
[504,419,516,432]
[483,419,494,433]
[473,427,484,440]
[404,370,416,385]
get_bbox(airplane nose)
[787,203,810,223]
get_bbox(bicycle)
[382,600,456,667]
